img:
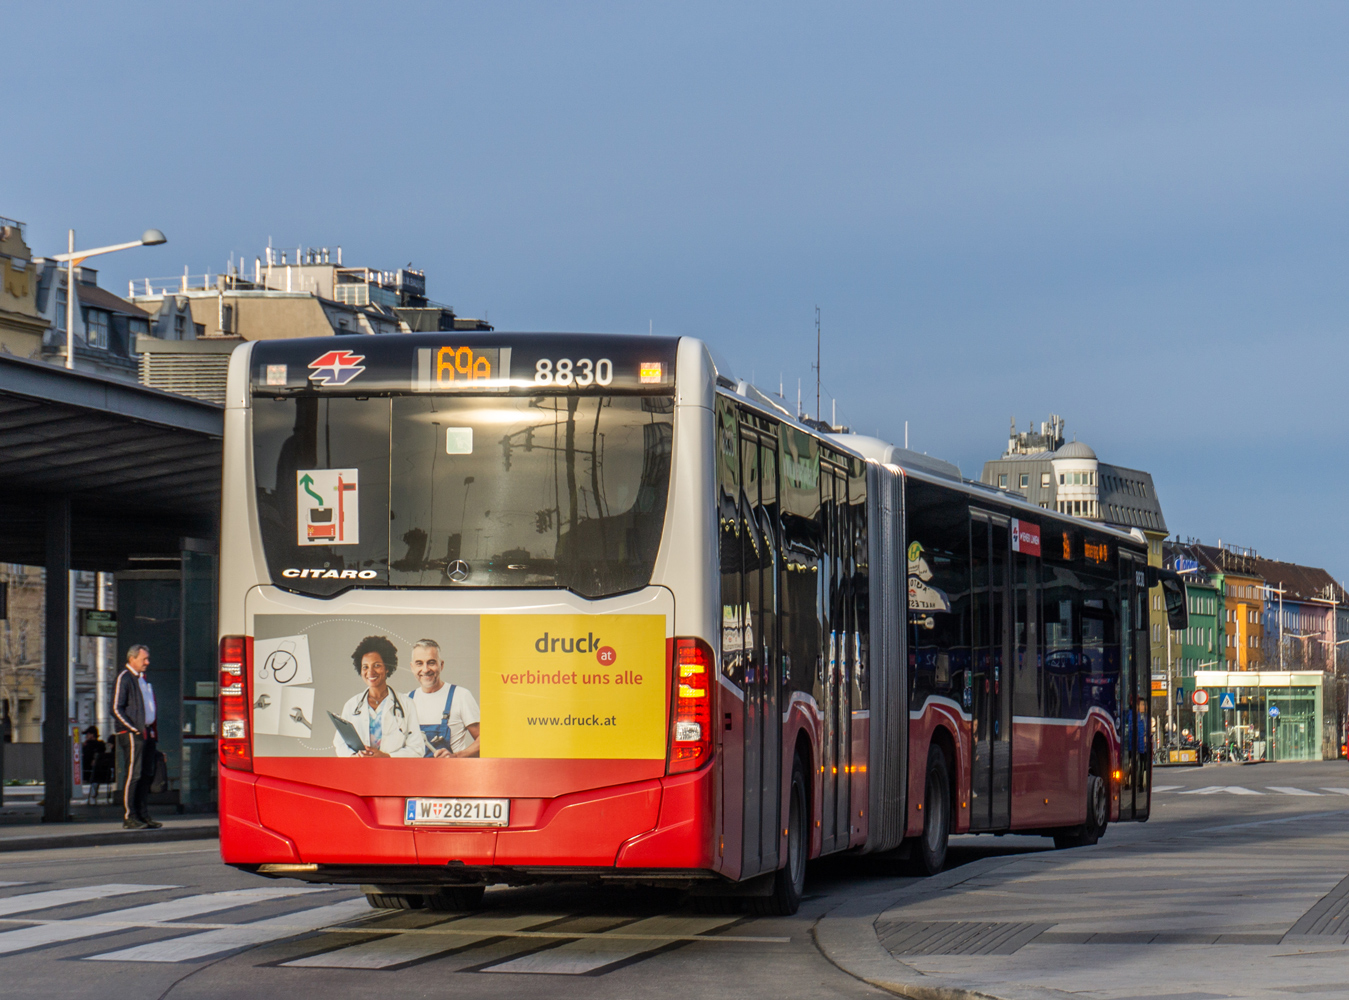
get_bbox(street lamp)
[49,228,167,370]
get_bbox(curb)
[0,824,218,853]
[813,854,1080,1000]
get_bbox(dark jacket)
[112,666,151,735]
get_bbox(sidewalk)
[816,806,1349,1000]
[0,786,217,852]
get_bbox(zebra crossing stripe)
[1179,786,1225,795]
[0,884,176,917]
[1319,788,1349,795]
[284,913,565,969]
[0,887,322,956]
[1224,786,1263,795]
[85,898,371,963]
[1267,786,1321,796]
[480,915,739,975]
[1152,785,1182,792]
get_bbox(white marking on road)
[1224,786,1263,795]
[284,913,563,969]
[1152,785,1182,792]
[0,883,29,888]
[1319,788,1349,795]
[481,915,738,975]
[1179,786,1225,795]
[85,898,371,963]
[0,884,176,917]
[0,888,322,955]
[1267,786,1321,796]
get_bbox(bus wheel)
[747,756,807,917]
[913,745,951,876]
[1054,772,1108,849]
[426,886,486,912]
[365,892,425,910]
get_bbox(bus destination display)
[250,332,679,395]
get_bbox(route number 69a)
[534,357,613,386]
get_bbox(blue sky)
[7,3,1348,577]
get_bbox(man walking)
[113,645,162,830]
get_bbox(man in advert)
[407,638,480,758]
[333,636,427,757]
[112,645,162,829]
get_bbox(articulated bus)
[218,332,1186,915]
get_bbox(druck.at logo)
[308,350,366,386]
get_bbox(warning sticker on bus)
[295,469,359,546]
[248,611,667,762]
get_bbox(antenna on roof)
[813,306,821,422]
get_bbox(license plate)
[404,797,510,827]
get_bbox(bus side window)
[906,479,970,708]
[779,426,820,699]
[717,400,744,686]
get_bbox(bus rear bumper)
[220,765,716,878]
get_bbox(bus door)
[717,401,745,875]
[819,460,851,854]
[739,429,782,877]
[969,511,1013,831]
[1011,521,1039,829]
[1118,555,1149,820]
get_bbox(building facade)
[0,218,47,360]
[126,244,492,402]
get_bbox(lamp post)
[49,228,166,370]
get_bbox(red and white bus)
[218,332,1184,915]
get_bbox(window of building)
[998,473,1007,488]
[1041,472,1050,487]
[85,309,109,349]
[56,288,67,332]
[1019,473,1029,489]
[129,318,148,336]
[1059,473,1065,485]
[174,314,186,339]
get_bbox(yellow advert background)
[479,614,667,759]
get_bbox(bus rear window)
[253,394,674,598]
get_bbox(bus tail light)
[669,637,713,774]
[219,636,253,772]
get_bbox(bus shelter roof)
[0,354,222,568]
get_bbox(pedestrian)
[113,645,162,830]
[80,726,104,784]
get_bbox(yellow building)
[0,218,47,360]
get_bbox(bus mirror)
[1155,569,1189,631]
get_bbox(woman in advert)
[333,635,427,758]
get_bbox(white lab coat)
[333,688,427,758]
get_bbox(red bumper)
[219,765,715,873]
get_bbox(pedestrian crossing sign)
[1219,692,1236,710]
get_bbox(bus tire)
[913,745,951,876]
[1054,772,1108,849]
[746,756,807,917]
[365,892,424,910]
[426,886,486,912]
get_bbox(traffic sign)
[1192,689,1209,707]
[1219,692,1236,710]
[1269,705,1280,719]
[1195,704,1209,714]
[79,609,117,638]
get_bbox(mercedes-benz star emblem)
[447,559,471,583]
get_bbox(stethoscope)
[352,688,408,722]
